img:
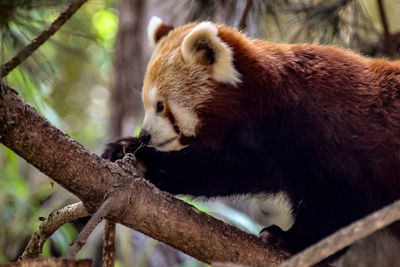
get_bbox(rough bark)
[0,85,288,266]
[102,220,115,267]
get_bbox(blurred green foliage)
[0,0,116,262]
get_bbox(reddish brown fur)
[206,28,400,250]
[207,27,400,208]
[154,24,174,44]
[145,23,400,208]
[138,21,400,253]
[164,104,180,134]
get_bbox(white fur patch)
[215,192,294,231]
[143,87,179,150]
[181,22,241,85]
[142,109,179,151]
[148,86,158,105]
[168,102,199,137]
[147,16,163,48]
[142,87,191,151]
[247,193,294,231]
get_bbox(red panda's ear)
[147,16,174,48]
[181,22,240,85]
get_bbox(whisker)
[133,142,144,156]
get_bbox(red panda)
[103,17,400,262]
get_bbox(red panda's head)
[141,17,243,151]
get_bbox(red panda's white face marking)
[141,17,241,151]
[142,87,186,151]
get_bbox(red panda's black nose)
[139,130,151,144]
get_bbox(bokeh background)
[1,0,399,266]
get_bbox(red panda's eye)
[156,101,164,113]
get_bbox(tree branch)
[5,258,92,267]
[102,220,116,267]
[0,84,288,265]
[280,199,400,267]
[20,202,89,260]
[67,198,115,258]
[377,0,395,57]
[0,0,87,79]
[237,0,252,30]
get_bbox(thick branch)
[0,85,288,265]
[0,85,112,210]
[0,0,87,79]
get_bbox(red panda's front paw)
[101,137,142,162]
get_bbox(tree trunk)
[110,0,149,139]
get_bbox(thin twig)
[67,198,114,258]
[237,0,252,30]
[20,202,89,260]
[377,0,395,58]
[102,220,116,267]
[11,258,92,266]
[280,199,400,267]
[0,0,87,79]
